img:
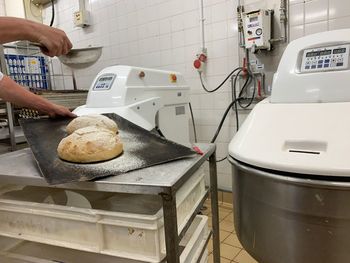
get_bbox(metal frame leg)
[6,102,16,151]
[162,192,180,263]
[209,151,220,263]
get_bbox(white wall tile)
[290,25,305,40]
[211,2,228,22]
[211,21,228,41]
[329,16,350,30]
[0,0,6,15]
[289,3,305,26]
[329,0,350,19]
[159,34,172,50]
[305,0,328,24]
[172,30,185,48]
[304,20,328,35]
[171,14,184,32]
[183,10,199,29]
[185,27,200,46]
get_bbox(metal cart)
[0,143,220,263]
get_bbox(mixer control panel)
[93,74,116,91]
[301,44,350,73]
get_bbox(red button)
[194,59,201,69]
[170,74,177,82]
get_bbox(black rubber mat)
[19,113,196,185]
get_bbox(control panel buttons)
[256,28,262,36]
[301,44,349,72]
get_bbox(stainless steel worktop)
[0,143,214,194]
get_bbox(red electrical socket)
[193,52,207,72]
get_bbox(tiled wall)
[0,0,6,16]
[290,0,350,41]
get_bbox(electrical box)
[74,10,90,28]
[243,9,272,51]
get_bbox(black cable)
[188,102,198,143]
[231,70,252,131]
[210,98,240,143]
[198,66,255,161]
[215,156,227,162]
[199,67,242,93]
[231,69,242,131]
[49,0,55,27]
[238,68,256,109]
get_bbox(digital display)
[93,74,115,91]
[306,51,319,57]
[99,76,113,82]
[306,50,331,57]
[249,16,258,22]
[333,48,346,54]
[319,50,332,56]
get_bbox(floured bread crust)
[57,126,123,163]
[66,115,118,134]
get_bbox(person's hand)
[31,23,73,57]
[46,104,76,118]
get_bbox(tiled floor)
[201,199,258,263]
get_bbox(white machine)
[230,29,350,176]
[74,66,191,145]
[228,29,350,263]
[242,9,272,51]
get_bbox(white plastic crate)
[0,166,206,262]
[0,215,208,263]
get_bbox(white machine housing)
[74,65,190,145]
[229,29,350,176]
[243,9,272,50]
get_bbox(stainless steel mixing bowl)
[229,157,350,263]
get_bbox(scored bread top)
[57,126,123,163]
[66,115,118,134]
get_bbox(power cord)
[49,0,55,27]
[210,98,242,143]
[196,66,254,162]
[231,69,252,131]
[238,68,256,109]
[199,68,242,93]
[188,102,198,143]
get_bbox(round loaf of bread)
[66,115,118,134]
[57,126,123,163]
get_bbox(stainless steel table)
[0,143,220,263]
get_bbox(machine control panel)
[242,9,272,51]
[301,44,350,73]
[93,74,116,91]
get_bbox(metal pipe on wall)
[237,3,245,48]
[279,0,287,42]
[270,0,288,43]
[199,0,206,52]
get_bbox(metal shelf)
[0,144,220,263]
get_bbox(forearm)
[0,17,38,44]
[0,76,54,114]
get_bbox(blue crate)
[4,54,49,90]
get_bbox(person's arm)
[0,17,72,57]
[0,75,75,118]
